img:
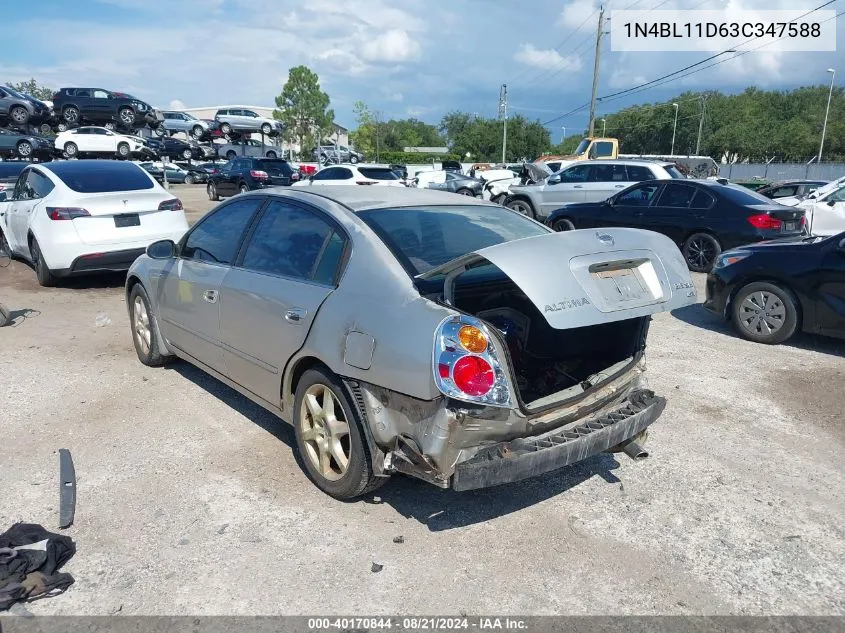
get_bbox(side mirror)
[839,237,845,251]
[828,199,836,207]
[605,197,614,206]
[147,239,176,259]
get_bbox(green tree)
[6,78,53,101]
[273,66,334,157]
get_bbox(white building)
[174,105,349,158]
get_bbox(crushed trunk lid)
[417,228,698,329]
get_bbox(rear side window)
[240,201,342,283]
[626,165,654,181]
[358,167,399,180]
[769,186,798,198]
[47,162,155,193]
[690,190,715,209]
[590,164,628,182]
[183,197,263,265]
[656,184,695,208]
[663,165,685,179]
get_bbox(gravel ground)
[1,184,843,615]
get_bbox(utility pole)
[498,84,508,164]
[819,68,836,164]
[587,6,605,137]
[695,93,708,155]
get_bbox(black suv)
[145,137,212,161]
[207,157,298,200]
[51,88,162,130]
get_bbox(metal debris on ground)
[94,313,112,327]
[393,536,404,544]
[371,562,384,573]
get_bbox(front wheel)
[220,122,232,134]
[118,107,135,126]
[62,106,79,124]
[129,283,173,366]
[506,198,534,219]
[117,142,130,158]
[10,106,29,125]
[191,125,204,138]
[208,183,220,201]
[184,173,195,185]
[153,126,166,137]
[350,155,359,164]
[553,218,575,231]
[731,282,799,345]
[104,121,116,131]
[16,140,33,158]
[293,368,386,499]
[260,123,272,135]
[64,142,78,158]
[30,237,57,287]
[181,148,192,159]
[682,233,721,273]
[456,188,474,196]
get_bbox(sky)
[1,0,843,140]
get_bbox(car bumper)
[703,272,732,317]
[56,248,149,276]
[451,390,665,491]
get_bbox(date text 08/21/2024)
[307,617,529,630]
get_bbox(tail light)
[291,172,300,181]
[800,215,806,228]
[158,198,183,211]
[434,315,513,407]
[747,213,782,230]
[52,92,60,102]
[250,170,268,179]
[356,180,377,185]
[46,207,90,220]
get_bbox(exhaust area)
[621,440,649,461]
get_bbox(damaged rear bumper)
[451,389,666,491]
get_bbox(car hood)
[726,234,825,254]
[417,227,697,329]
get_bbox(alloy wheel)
[298,384,351,481]
[17,142,32,157]
[119,108,135,125]
[11,107,27,123]
[133,296,151,356]
[738,291,786,337]
[685,236,717,270]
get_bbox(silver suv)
[214,108,282,135]
[506,159,684,220]
[160,111,209,138]
[215,139,283,160]
[0,86,51,126]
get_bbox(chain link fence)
[718,162,845,181]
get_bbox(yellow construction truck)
[536,137,718,178]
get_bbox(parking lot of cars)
[1,184,844,614]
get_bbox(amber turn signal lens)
[458,325,488,353]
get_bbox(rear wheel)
[731,281,798,345]
[181,148,192,159]
[10,106,29,125]
[62,106,79,124]
[207,182,219,201]
[260,122,272,135]
[16,140,33,158]
[350,155,359,164]
[293,368,385,499]
[239,183,249,194]
[682,233,721,273]
[118,107,135,126]
[456,188,474,196]
[553,218,575,231]
[184,173,195,185]
[117,142,130,158]
[220,122,232,135]
[191,125,204,138]
[129,283,172,366]
[506,198,534,219]
[56,122,69,133]
[153,126,166,137]
[104,121,116,131]
[30,237,57,287]
[64,142,78,158]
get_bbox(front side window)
[825,186,845,203]
[241,201,343,283]
[618,183,660,206]
[182,198,263,265]
[559,165,591,183]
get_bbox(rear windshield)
[357,205,549,276]
[47,161,155,193]
[256,159,292,176]
[664,165,685,179]
[357,167,399,180]
[0,162,27,179]
[720,184,780,206]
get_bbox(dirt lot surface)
[1,184,843,615]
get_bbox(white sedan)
[54,126,148,159]
[797,182,845,235]
[0,160,188,286]
[293,164,406,187]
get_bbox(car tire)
[208,183,219,201]
[185,173,195,185]
[16,140,33,158]
[0,228,11,259]
[553,218,575,231]
[153,126,165,138]
[506,198,535,219]
[30,237,57,287]
[181,148,192,159]
[220,122,232,134]
[239,183,249,194]
[129,283,173,366]
[682,232,722,273]
[266,150,277,159]
[293,368,386,499]
[117,142,130,158]
[39,123,53,136]
[0,302,9,328]
[260,123,272,135]
[350,155,359,164]
[62,106,79,124]
[730,281,799,345]
[64,142,78,158]
[226,151,236,160]
[56,122,69,133]
[118,107,135,126]
[456,188,474,196]
[10,106,29,125]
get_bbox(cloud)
[168,99,186,110]
[557,1,600,29]
[315,49,369,76]
[514,44,582,72]
[361,30,421,62]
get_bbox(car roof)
[267,185,494,212]
[579,158,675,167]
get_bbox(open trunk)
[417,228,697,410]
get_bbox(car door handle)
[285,308,305,323]
[203,289,218,303]
[614,184,625,188]
[573,185,583,188]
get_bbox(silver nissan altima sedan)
[125,187,697,499]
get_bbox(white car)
[54,126,147,159]
[0,160,188,286]
[797,182,845,235]
[293,164,406,187]
[777,175,845,207]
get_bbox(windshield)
[574,139,590,155]
[357,205,550,276]
[184,112,198,120]
[3,86,26,99]
[255,159,292,176]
